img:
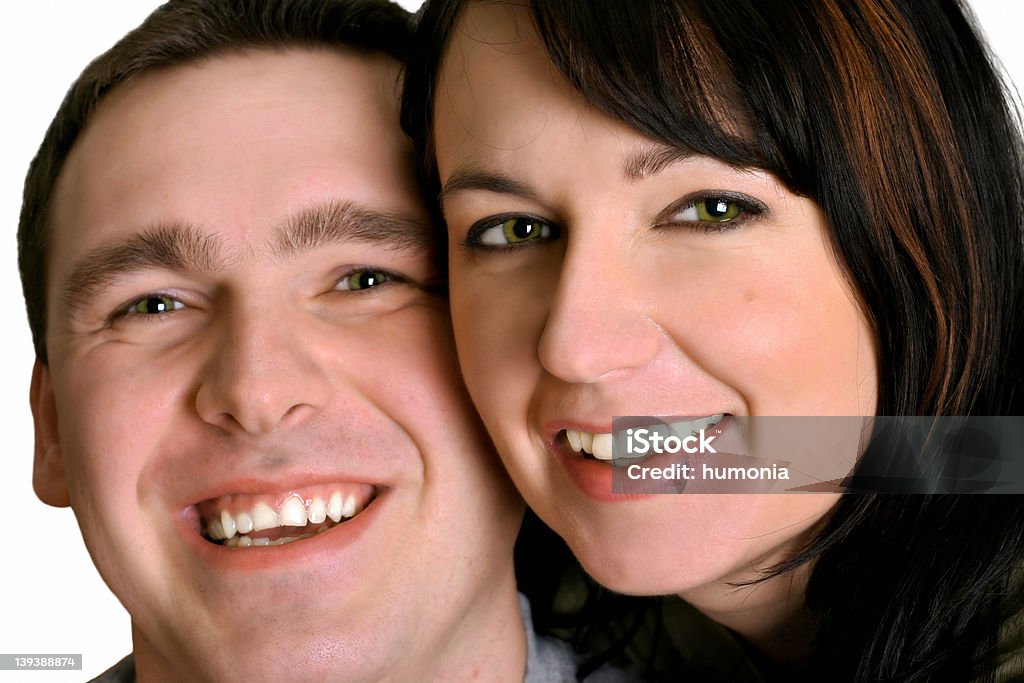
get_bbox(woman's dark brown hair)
[403,0,1024,679]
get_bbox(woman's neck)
[681,559,817,665]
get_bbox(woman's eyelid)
[462,212,559,248]
[458,190,767,248]
[656,190,770,226]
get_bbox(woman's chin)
[563,533,714,597]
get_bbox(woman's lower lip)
[551,439,668,502]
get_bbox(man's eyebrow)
[622,143,695,181]
[273,200,434,257]
[438,168,540,204]
[61,223,225,313]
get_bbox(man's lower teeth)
[218,522,335,547]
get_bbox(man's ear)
[31,359,70,508]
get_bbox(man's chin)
[136,597,411,683]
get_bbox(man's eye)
[474,216,556,247]
[126,295,186,315]
[335,270,393,292]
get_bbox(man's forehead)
[48,46,425,271]
[56,47,403,192]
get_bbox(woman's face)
[433,3,878,595]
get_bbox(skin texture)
[433,3,878,658]
[32,48,524,682]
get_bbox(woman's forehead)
[438,3,564,110]
[435,0,768,181]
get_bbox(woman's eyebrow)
[438,167,540,204]
[439,146,699,205]
[622,143,695,181]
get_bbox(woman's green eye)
[479,217,553,246]
[337,270,392,291]
[128,295,184,315]
[676,198,744,223]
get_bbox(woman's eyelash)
[460,191,768,249]
[657,191,769,231]
[462,213,560,250]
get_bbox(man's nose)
[194,303,331,435]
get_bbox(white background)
[1,2,1020,680]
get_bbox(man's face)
[33,49,521,682]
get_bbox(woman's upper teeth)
[565,415,723,461]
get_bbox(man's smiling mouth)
[196,484,378,548]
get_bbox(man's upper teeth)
[202,485,372,544]
[252,501,281,531]
[308,496,327,524]
[565,415,723,461]
[235,511,254,534]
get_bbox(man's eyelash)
[108,292,188,324]
[334,267,411,292]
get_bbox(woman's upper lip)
[543,420,614,441]
[541,413,731,442]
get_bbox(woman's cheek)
[450,272,540,422]
[656,260,870,415]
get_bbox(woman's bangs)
[528,0,774,175]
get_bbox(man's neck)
[130,564,527,682]
[403,566,526,682]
